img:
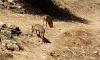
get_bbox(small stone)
[63,54,66,57]
[43,56,46,59]
[81,50,85,54]
[92,51,99,57]
[6,40,11,43]
[57,58,60,60]
[2,43,5,46]
[75,42,79,45]
[93,51,98,54]
[11,41,17,44]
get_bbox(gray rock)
[5,30,13,38]
[5,41,19,51]
[0,0,3,5]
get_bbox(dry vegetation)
[0,0,100,60]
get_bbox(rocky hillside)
[0,0,100,60]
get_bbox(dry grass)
[0,0,100,60]
[0,51,13,60]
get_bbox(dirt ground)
[0,0,100,60]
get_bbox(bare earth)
[0,0,100,60]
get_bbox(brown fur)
[32,24,45,40]
[3,0,9,9]
[43,15,53,28]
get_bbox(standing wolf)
[43,15,53,28]
[32,24,45,41]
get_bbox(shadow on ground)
[37,34,51,43]
[23,0,88,24]
[43,37,51,43]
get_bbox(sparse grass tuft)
[50,52,55,57]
